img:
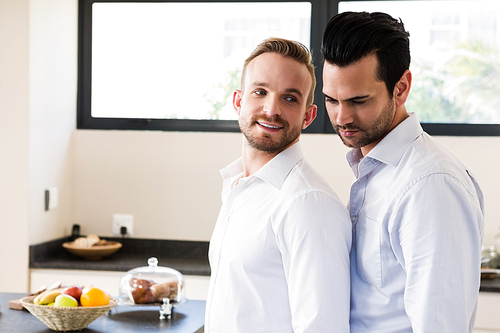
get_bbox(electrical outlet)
[112,214,134,236]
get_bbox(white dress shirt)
[205,142,352,333]
[349,113,484,332]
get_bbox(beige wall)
[1,0,499,293]
[0,0,30,293]
[73,131,500,247]
[0,0,76,292]
[28,0,76,245]
[71,131,353,241]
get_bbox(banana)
[34,288,64,305]
[33,293,43,305]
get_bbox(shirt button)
[351,216,357,222]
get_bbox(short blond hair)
[241,37,316,107]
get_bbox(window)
[338,0,500,135]
[78,0,329,133]
[78,0,500,135]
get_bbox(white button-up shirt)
[349,113,484,332]
[205,142,352,333]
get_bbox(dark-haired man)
[322,11,484,332]
[205,37,351,332]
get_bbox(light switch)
[45,187,58,211]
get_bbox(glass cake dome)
[119,257,185,306]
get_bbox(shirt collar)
[220,142,304,190]
[347,112,423,168]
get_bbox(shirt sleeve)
[274,190,352,332]
[391,173,483,333]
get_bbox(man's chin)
[338,135,359,149]
[249,140,285,154]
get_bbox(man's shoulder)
[283,159,341,199]
[405,133,468,175]
[386,132,479,198]
[274,159,350,225]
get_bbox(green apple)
[54,294,78,307]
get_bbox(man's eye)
[352,100,366,105]
[255,90,266,96]
[285,96,298,103]
[325,97,338,104]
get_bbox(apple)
[62,286,82,303]
[54,294,78,307]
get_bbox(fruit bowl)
[21,295,118,331]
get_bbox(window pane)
[339,1,500,124]
[91,2,311,120]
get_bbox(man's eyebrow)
[285,88,303,98]
[346,95,370,102]
[322,93,370,102]
[250,82,304,98]
[250,81,268,88]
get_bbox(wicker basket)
[20,295,118,331]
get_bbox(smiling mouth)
[257,121,283,130]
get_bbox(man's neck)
[360,108,409,156]
[241,144,279,177]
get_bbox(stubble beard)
[335,98,395,149]
[240,115,302,154]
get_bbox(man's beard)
[335,98,395,149]
[239,115,302,154]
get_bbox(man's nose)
[262,95,281,116]
[335,103,354,127]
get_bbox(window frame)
[77,0,500,136]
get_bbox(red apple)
[62,286,82,303]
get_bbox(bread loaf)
[150,281,180,301]
[129,278,155,304]
[86,234,100,247]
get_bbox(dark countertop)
[480,276,500,292]
[0,292,204,332]
[30,237,210,276]
[29,237,500,293]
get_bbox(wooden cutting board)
[8,281,62,310]
[8,299,24,310]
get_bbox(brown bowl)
[62,241,122,260]
[481,268,500,280]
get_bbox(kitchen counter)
[30,237,210,276]
[0,292,205,332]
[480,276,500,292]
[30,237,500,294]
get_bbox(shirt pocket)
[354,217,382,286]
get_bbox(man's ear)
[394,70,412,107]
[233,89,242,115]
[302,104,317,129]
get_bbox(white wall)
[1,0,499,293]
